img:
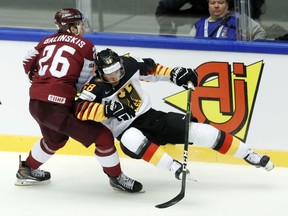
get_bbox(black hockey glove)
[104,100,135,121]
[28,68,37,83]
[170,67,198,89]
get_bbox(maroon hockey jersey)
[23,33,96,106]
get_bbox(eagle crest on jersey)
[117,82,142,112]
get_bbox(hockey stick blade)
[155,169,187,208]
[155,191,184,209]
[155,81,194,209]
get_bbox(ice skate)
[109,172,143,193]
[15,155,51,186]
[244,151,274,171]
[169,160,196,182]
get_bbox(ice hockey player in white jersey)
[74,48,274,182]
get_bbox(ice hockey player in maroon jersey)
[16,8,142,193]
[74,48,274,184]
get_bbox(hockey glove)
[170,67,198,89]
[104,100,135,121]
[28,68,37,83]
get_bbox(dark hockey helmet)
[96,49,125,83]
[54,8,84,33]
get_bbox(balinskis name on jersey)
[24,32,96,106]
[43,35,86,48]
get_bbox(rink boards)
[0,28,288,168]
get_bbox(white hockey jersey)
[75,54,172,137]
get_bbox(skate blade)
[178,173,197,182]
[110,186,145,193]
[187,175,197,182]
[264,162,275,171]
[15,179,51,186]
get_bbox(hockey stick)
[155,81,194,209]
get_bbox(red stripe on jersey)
[78,101,89,120]
[142,144,158,162]
[218,133,233,154]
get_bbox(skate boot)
[244,151,274,171]
[109,172,143,193]
[169,160,195,181]
[15,155,51,186]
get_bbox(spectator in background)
[155,0,266,36]
[189,0,267,40]
[155,0,209,34]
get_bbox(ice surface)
[0,151,287,216]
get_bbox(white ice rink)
[0,151,287,216]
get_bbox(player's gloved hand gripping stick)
[155,81,195,209]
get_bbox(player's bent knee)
[120,127,150,159]
[189,123,220,148]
